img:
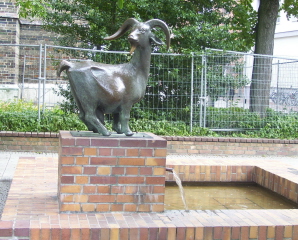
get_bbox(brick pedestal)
[58,131,167,213]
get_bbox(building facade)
[274,10,298,58]
[0,0,56,86]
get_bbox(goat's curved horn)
[104,18,140,40]
[145,19,171,50]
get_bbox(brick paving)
[1,154,298,239]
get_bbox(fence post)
[199,54,207,128]
[190,52,194,132]
[43,44,47,113]
[21,55,26,99]
[37,44,43,122]
[277,60,280,112]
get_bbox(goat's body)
[58,58,149,135]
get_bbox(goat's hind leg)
[112,113,122,134]
[70,98,94,132]
[95,108,105,126]
[78,111,94,132]
[84,108,111,136]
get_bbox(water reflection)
[164,184,298,210]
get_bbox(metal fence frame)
[1,44,298,133]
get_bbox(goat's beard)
[130,45,137,55]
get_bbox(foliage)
[52,83,79,114]
[282,0,298,18]
[205,107,263,129]
[0,100,215,136]
[0,101,86,132]
[205,52,251,104]
[17,0,50,19]
[1,100,298,139]
[205,107,298,139]
[0,100,38,112]
[129,119,216,136]
[253,109,298,139]
[16,0,257,53]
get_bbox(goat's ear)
[149,35,164,46]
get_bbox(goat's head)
[104,18,170,54]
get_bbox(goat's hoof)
[125,131,134,136]
[102,131,112,136]
[112,127,122,134]
[114,129,123,134]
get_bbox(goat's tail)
[57,60,72,77]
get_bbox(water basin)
[164,183,298,210]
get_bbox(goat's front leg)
[120,107,134,136]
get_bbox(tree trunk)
[249,0,279,117]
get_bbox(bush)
[1,100,298,139]
[205,107,265,129]
[0,100,87,132]
[0,100,216,136]
[129,118,216,136]
[244,109,298,139]
[209,107,298,139]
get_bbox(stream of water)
[170,169,189,211]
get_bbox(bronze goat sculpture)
[57,18,170,136]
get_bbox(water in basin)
[164,183,298,210]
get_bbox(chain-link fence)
[44,45,199,127]
[202,49,298,132]
[1,44,298,133]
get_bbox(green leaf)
[15,0,257,52]
[117,0,124,9]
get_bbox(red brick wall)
[0,132,59,152]
[58,131,167,213]
[165,136,298,156]
[166,165,254,183]
[0,132,298,156]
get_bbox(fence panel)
[202,50,256,130]
[1,44,40,101]
[270,58,298,111]
[137,53,195,124]
[0,44,68,108]
[202,49,298,131]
